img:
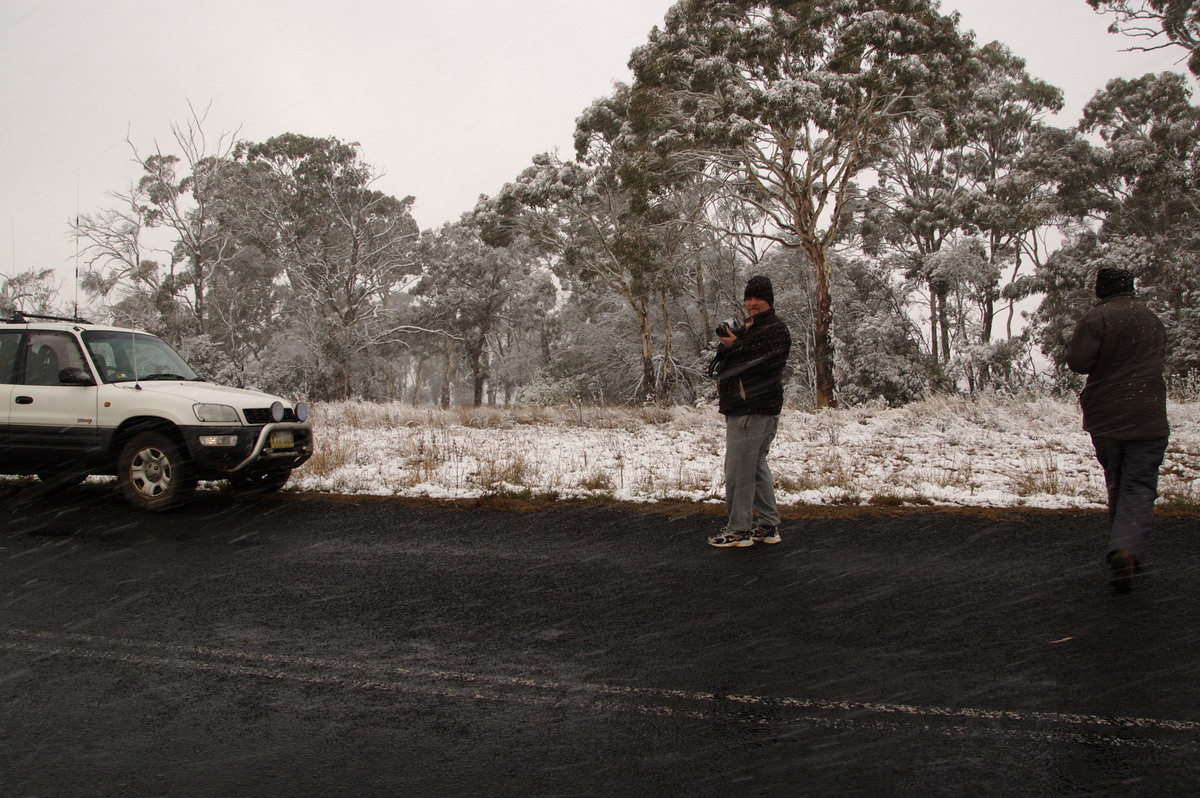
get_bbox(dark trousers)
[1090,435,1169,563]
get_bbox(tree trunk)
[938,292,951,363]
[469,321,491,407]
[928,287,939,364]
[440,337,452,409]
[982,234,1000,346]
[636,303,655,404]
[472,370,486,407]
[411,356,427,407]
[809,246,837,409]
[694,261,711,354]
[658,286,674,405]
[191,251,206,335]
[337,353,351,401]
[1005,247,1023,338]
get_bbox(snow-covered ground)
[294,395,1200,511]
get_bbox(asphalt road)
[2,482,1199,797]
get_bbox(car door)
[0,330,21,469]
[7,330,100,473]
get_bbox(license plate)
[269,430,294,449]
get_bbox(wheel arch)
[110,417,187,464]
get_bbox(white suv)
[0,312,314,510]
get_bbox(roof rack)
[3,310,93,325]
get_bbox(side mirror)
[59,366,96,386]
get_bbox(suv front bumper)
[181,422,314,477]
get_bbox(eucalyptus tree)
[953,43,1063,352]
[415,214,553,406]
[1079,71,1200,378]
[833,256,929,405]
[235,133,419,399]
[862,111,983,392]
[198,241,287,387]
[861,111,969,372]
[576,82,716,403]
[487,269,558,405]
[861,39,1063,392]
[73,180,165,315]
[486,151,660,402]
[1088,0,1200,76]
[670,190,766,396]
[1028,71,1200,382]
[0,269,62,317]
[629,0,975,407]
[920,238,1000,391]
[486,82,703,404]
[73,104,240,339]
[1076,72,1200,242]
[126,104,240,335]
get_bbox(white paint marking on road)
[4,627,1199,750]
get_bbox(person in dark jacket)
[707,275,792,548]
[1066,267,1169,591]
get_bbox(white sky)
[1,0,1191,296]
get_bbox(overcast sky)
[1,0,1190,296]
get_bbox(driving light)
[198,435,239,447]
[270,401,285,422]
[294,401,309,422]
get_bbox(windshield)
[82,330,202,384]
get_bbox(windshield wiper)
[138,372,192,381]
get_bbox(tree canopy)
[58,1,1200,408]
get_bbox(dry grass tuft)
[472,452,535,492]
[301,429,352,478]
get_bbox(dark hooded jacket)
[710,308,791,416]
[1065,292,1169,440]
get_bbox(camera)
[715,318,744,338]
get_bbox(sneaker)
[1109,549,1137,592]
[708,528,754,548]
[751,525,782,544]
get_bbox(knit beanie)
[1095,267,1135,299]
[744,274,774,306]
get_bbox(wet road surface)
[2,483,1199,796]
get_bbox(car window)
[82,330,199,382]
[0,331,20,383]
[86,340,120,383]
[22,331,88,386]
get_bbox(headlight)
[295,401,309,422]
[194,403,240,423]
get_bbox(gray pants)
[724,414,780,532]
[1090,434,1169,562]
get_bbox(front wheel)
[118,431,197,511]
[229,469,291,496]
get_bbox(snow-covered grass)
[294,396,1200,512]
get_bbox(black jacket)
[1065,293,1169,440]
[710,308,791,416]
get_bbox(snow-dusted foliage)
[66,14,1200,410]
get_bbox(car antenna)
[131,327,142,390]
[74,175,81,320]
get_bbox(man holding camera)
[707,275,792,548]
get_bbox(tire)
[229,469,291,496]
[117,431,197,511]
